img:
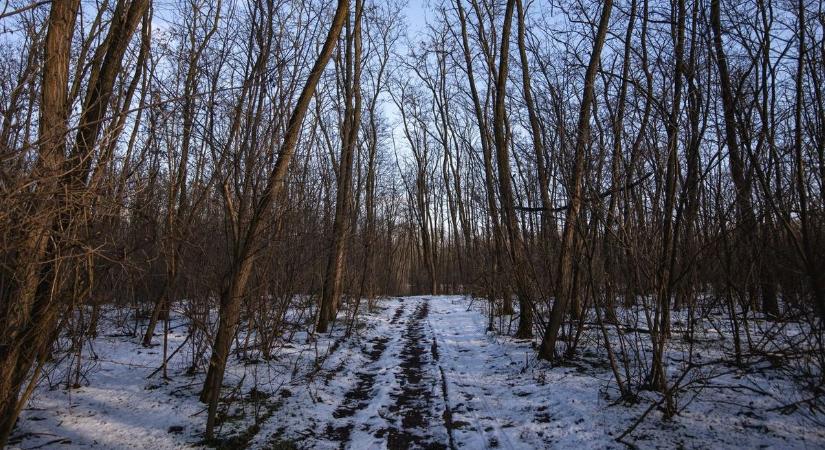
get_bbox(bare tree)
[539,0,613,361]
[319,0,364,332]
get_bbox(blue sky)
[403,0,430,39]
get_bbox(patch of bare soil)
[324,307,397,445]
[384,300,449,450]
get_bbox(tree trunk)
[492,0,534,339]
[0,1,80,445]
[319,0,363,333]
[201,0,350,439]
[539,0,613,361]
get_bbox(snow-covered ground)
[9,296,825,449]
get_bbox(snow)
[10,330,207,449]
[9,296,825,449]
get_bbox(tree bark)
[492,0,534,339]
[0,1,80,445]
[539,0,613,361]
[201,0,350,439]
[319,0,363,333]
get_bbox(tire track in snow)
[428,297,518,450]
[322,302,407,447]
[383,298,450,449]
[311,298,455,449]
[324,335,389,443]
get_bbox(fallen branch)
[616,362,694,445]
[766,393,824,413]
[517,172,653,213]
[147,333,191,379]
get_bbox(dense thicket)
[1,0,823,444]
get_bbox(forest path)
[309,296,527,449]
[314,297,452,449]
[427,298,520,450]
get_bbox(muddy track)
[321,299,454,450]
[383,300,449,450]
[324,329,392,444]
[390,302,406,324]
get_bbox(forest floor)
[8,296,825,449]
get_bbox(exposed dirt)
[390,303,406,324]
[325,334,390,443]
[323,299,455,449]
